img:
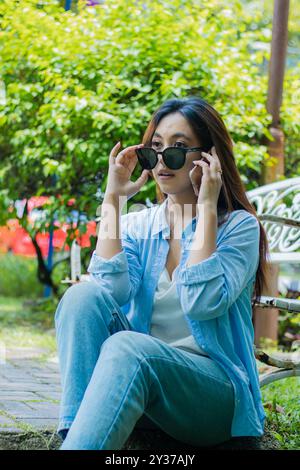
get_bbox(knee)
[62,280,100,301]
[54,281,109,326]
[100,330,155,362]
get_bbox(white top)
[150,267,209,357]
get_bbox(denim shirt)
[87,198,266,437]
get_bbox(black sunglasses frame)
[135,146,205,170]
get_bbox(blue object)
[43,223,54,298]
[43,174,58,298]
[65,0,72,11]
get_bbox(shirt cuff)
[177,252,224,285]
[87,250,128,274]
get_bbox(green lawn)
[0,296,57,358]
[261,377,300,450]
[0,295,299,449]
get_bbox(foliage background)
[1,0,299,216]
[0,0,299,288]
[0,1,299,450]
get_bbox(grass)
[0,296,57,358]
[261,377,300,450]
[0,254,43,298]
[0,410,60,450]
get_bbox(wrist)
[103,193,126,208]
[196,201,217,216]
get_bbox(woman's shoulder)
[221,209,260,236]
[228,208,258,223]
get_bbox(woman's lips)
[158,174,175,180]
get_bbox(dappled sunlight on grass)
[0,296,57,354]
[0,326,56,352]
[0,296,24,313]
[0,296,57,329]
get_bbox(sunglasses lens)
[136,148,157,169]
[164,148,186,170]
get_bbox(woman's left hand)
[189,146,223,206]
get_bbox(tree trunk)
[31,236,59,297]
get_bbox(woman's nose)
[157,146,168,158]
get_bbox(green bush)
[0,0,299,291]
[0,252,70,298]
[1,0,299,228]
[0,253,43,297]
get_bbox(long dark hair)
[141,96,270,304]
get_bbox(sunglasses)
[135,146,205,171]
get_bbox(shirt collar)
[151,197,198,240]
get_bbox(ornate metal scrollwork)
[247,177,300,253]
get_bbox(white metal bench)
[247,176,300,386]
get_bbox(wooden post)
[263,0,289,184]
[257,0,290,345]
[254,264,279,347]
[262,126,285,184]
[266,0,290,128]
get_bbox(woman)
[55,96,270,450]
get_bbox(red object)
[0,197,96,258]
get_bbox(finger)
[192,184,199,197]
[189,165,202,187]
[126,144,145,172]
[204,147,221,166]
[193,160,209,168]
[211,147,222,175]
[201,154,216,174]
[190,174,200,196]
[130,169,149,192]
[118,143,144,159]
[189,163,202,176]
[109,141,121,165]
[116,144,144,170]
[193,160,210,177]
[211,146,217,156]
[200,152,220,177]
[210,146,221,164]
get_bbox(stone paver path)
[0,347,62,450]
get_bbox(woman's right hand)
[105,142,150,200]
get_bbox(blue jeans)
[54,281,235,450]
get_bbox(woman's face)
[150,112,203,196]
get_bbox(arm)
[186,202,218,267]
[95,192,124,259]
[177,212,260,321]
[87,207,143,307]
[87,140,149,306]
